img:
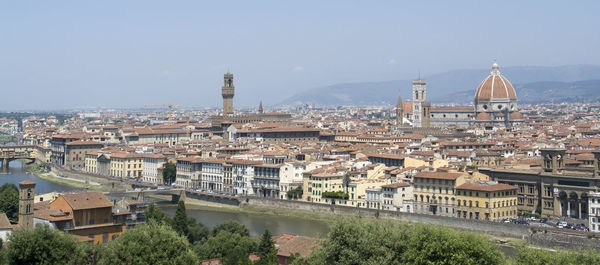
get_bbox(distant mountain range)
[279,65,600,106]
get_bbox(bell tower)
[412,78,427,127]
[396,94,403,125]
[18,180,36,229]
[222,71,235,116]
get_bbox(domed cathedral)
[473,59,523,127]
[399,59,523,129]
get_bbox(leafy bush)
[321,191,349,200]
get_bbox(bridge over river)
[0,145,36,172]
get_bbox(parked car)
[558,221,568,228]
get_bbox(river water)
[0,161,330,238]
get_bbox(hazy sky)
[1,1,599,110]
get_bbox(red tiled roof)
[456,181,517,192]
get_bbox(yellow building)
[456,181,518,221]
[348,179,389,207]
[302,167,345,204]
[404,156,449,170]
[413,172,467,217]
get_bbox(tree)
[162,161,177,185]
[76,243,103,265]
[173,201,189,237]
[256,230,277,265]
[6,224,82,265]
[342,172,350,194]
[299,219,408,265]
[211,221,250,237]
[194,231,257,265]
[401,224,504,265]
[0,183,18,222]
[286,186,303,200]
[187,217,209,244]
[100,222,198,265]
[145,203,166,224]
[297,218,504,265]
[515,246,600,265]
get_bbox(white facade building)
[589,192,600,232]
[142,154,166,184]
[201,161,225,191]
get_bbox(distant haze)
[1,1,599,110]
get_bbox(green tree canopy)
[194,231,257,265]
[296,218,504,265]
[256,229,277,265]
[145,203,166,224]
[5,224,82,265]
[187,217,209,244]
[211,221,250,237]
[286,186,303,200]
[515,246,600,265]
[173,201,189,237]
[0,183,19,222]
[100,222,197,265]
[402,224,504,265]
[162,161,177,185]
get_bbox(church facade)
[397,60,523,129]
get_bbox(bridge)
[106,188,187,203]
[0,145,36,172]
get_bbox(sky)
[1,1,599,111]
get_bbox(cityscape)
[1,1,600,265]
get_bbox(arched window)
[27,189,31,199]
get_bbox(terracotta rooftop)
[456,181,517,192]
[273,233,318,258]
[415,172,464,180]
[59,192,113,210]
[0,213,12,230]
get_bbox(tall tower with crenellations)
[412,78,426,127]
[18,180,36,229]
[222,71,235,116]
[396,94,403,125]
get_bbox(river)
[0,161,330,238]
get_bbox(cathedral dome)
[474,59,518,113]
[509,111,523,120]
[474,60,516,101]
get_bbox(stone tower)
[396,94,403,125]
[18,180,36,229]
[421,102,431,128]
[222,72,235,116]
[412,78,427,127]
[259,100,264,114]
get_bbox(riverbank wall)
[48,166,130,191]
[241,197,600,251]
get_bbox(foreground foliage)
[515,246,600,265]
[2,203,600,265]
[293,218,504,265]
[5,224,82,265]
[0,183,18,222]
[100,222,197,265]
